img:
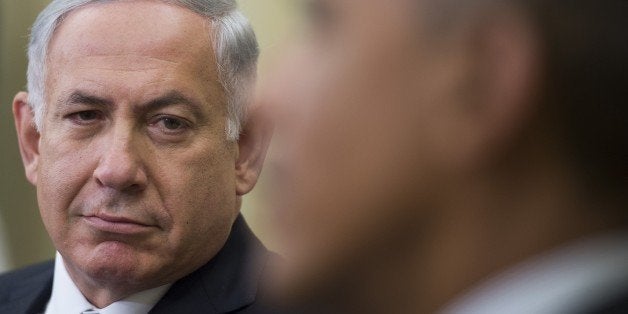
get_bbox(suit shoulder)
[0,260,53,312]
[586,285,628,314]
[0,260,54,294]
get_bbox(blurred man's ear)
[13,92,40,185]
[472,7,539,147]
[235,105,273,196]
[434,7,540,168]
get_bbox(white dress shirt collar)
[45,252,172,314]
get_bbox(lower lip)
[83,216,153,234]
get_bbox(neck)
[420,153,626,312]
[331,151,624,313]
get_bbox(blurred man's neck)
[337,146,623,313]
[413,142,623,312]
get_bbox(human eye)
[148,115,192,138]
[65,110,105,125]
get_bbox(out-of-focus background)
[0,0,298,273]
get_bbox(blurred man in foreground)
[261,0,628,312]
[0,0,275,313]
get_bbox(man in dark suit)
[0,216,277,313]
[1,0,274,313]
[260,0,628,312]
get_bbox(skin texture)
[13,1,268,308]
[260,0,618,312]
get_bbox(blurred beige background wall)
[0,0,297,272]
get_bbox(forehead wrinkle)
[67,54,182,73]
[79,53,181,64]
[77,66,167,73]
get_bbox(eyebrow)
[139,90,205,121]
[64,91,114,108]
[60,90,207,121]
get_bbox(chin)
[72,241,150,283]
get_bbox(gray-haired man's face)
[17,1,243,297]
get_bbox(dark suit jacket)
[582,285,628,314]
[0,215,282,314]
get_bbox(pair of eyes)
[70,110,189,132]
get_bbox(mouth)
[82,214,155,235]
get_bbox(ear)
[474,7,540,147]
[235,105,273,196]
[448,7,540,167]
[13,92,40,185]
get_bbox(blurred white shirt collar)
[45,252,171,314]
[441,231,628,314]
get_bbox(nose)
[93,128,148,193]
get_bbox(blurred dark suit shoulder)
[583,285,628,314]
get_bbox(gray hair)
[27,0,259,141]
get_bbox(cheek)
[162,175,236,266]
[37,138,97,206]
[272,46,431,267]
[156,145,238,247]
[36,135,96,226]
[276,102,410,269]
